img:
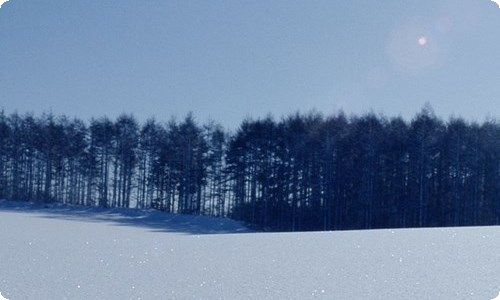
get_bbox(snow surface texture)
[0,200,499,300]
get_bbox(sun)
[418,36,428,46]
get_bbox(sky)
[0,0,499,129]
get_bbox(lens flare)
[418,36,428,46]
[387,24,443,72]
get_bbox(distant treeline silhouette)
[0,107,498,231]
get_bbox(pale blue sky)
[1,0,499,128]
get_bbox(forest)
[0,107,499,231]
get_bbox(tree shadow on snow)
[0,200,251,235]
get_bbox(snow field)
[0,201,499,299]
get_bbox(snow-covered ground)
[0,200,499,300]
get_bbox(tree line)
[0,108,498,231]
